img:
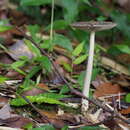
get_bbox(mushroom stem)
[82,31,95,112]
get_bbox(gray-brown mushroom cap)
[71,21,117,31]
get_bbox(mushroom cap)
[71,21,117,31]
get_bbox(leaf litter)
[0,1,130,130]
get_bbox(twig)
[99,92,126,99]
[15,27,130,124]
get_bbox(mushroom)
[71,21,117,112]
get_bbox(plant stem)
[50,0,55,44]
[82,31,95,112]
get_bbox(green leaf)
[108,44,130,56]
[61,0,78,23]
[107,46,121,56]
[0,19,10,25]
[72,41,85,56]
[23,123,33,129]
[126,93,130,103]
[111,11,130,38]
[97,16,107,21]
[70,29,89,42]
[10,93,68,106]
[26,66,42,79]
[0,76,8,84]
[59,85,70,94]
[79,126,106,130]
[62,63,72,72]
[40,39,51,50]
[83,0,91,6]
[25,40,41,57]
[78,71,85,87]
[78,67,99,87]
[0,25,13,32]
[11,60,26,68]
[91,67,100,81]
[11,60,27,75]
[22,79,35,89]
[53,33,73,51]
[61,126,69,130]
[28,24,40,35]
[36,56,52,72]
[27,24,41,43]
[32,125,55,130]
[21,0,52,6]
[116,44,130,54]
[45,20,69,30]
[73,54,87,64]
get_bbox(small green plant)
[10,93,69,106]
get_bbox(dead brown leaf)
[0,53,13,64]
[38,83,50,91]
[9,9,28,26]
[55,56,70,65]
[6,117,33,128]
[92,75,107,88]
[0,31,14,45]
[22,87,45,96]
[5,70,24,79]
[8,40,35,60]
[0,0,8,10]
[101,56,130,76]
[49,118,65,129]
[0,97,9,108]
[111,75,130,88]
[94,82,125,98]
[0,104,18,120]
[0,104,33,128]
[120,107,130,114]
[39,109,57,119]
[116,53,130,65]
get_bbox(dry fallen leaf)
[22,87,45,96]
[5,70,24,79]
[0,0,8,10]
[22,83,49,96]
[94,82,124,98]
[8,40,35,60]
[55,56,70,65]
[0,97,9,108]
[111,75,130,88]
[0,53,13,64]
[92,75,107,88]
[117,0,130,12]
[101,56,130,76]
[120,107,130,114]
[0,104,18,120]
[38,83,50,91]
[6,117,33,128]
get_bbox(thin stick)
[82,31,95,111]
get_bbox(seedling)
[71,21,117,112]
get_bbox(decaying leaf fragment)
[8,40,35,60]
[101,56,130,76]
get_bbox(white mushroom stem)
[82,31,95,112]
